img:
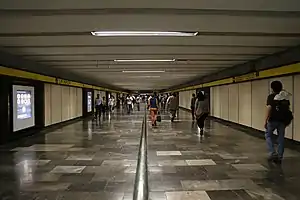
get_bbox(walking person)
[148,92,159,126]
[108,96,115,112]
[264,81,293,164]
[136,95,141,111]
[167,93,179,122]
[195,92,209,136]
[126,94,133,114]
[94,94,102,120]
[191,93,196,121]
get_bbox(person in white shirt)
[108,96,115,112]
[136,95,141,111]
[126,94,133,114]
[94,94,102,119]
[167,93,179,122]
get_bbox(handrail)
[133,110,149,200]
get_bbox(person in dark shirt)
[265,80,290,164]
[190,93,196,120]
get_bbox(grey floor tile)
[232,163,268,171]
[67,181,107,192]
[157,151,182,156]
[165,191,211,200]
[50,166,86,174]
[181,179,259,191]
[21,183,70,191]
[3,110,300,199]
[86,192,124,200]
[56,192,90,200]
[186,159,216,166]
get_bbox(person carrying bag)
[148,92,159,126]
[195,92,209,136]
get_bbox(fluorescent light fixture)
[114,59,175,62]
[91,31,198,37]
[129,76,161,78]
[122,70,165,73]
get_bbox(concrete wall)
[44,84,82,126]
[210,74,299,141]
[179,90,196,110]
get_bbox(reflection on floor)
[1,108,300,200]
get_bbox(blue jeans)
[265,121,286,159]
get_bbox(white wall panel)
[210,87,214,115]
[238,82,252,127]
[269,76,294,139]
[293,75,300,141]
[213,86,221,118]
[51,84,62,125]
[251,79,269,131]
[220,85,229,120]
[69,87,77,119]
[76,88,83,117]
[44,84,52,126]
[228,84,239,123]
[45,85,83,126]
[61,86,70,121]
[179,90,195,110]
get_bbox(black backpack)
[273,99,293,126]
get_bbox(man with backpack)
[265,81,293,164]
[148,92,159,126]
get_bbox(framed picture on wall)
[87,91,92,112]
[12,85,35,132]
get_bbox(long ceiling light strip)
[114,59,175,62]
[91,31,198,37]
[122,70,165,73]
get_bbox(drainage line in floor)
[133,111,149,200]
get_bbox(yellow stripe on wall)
[0,66,122,93]
[202,78,234,87]
[167,62,300,92]
[0,66,56,83]
[259,62,300,79]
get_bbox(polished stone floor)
[1,107,300,200]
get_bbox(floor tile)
[16,160,51,166]
[156,151,182,156]
[66,155,95,161]
[22,183,70,191]
[186,159,216,166]
[181,179,259,191]
[50,166,86,174]
[165,191,211,200]
[232,163,268,171]
[3,109,300,199]
[157,160,187,166]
